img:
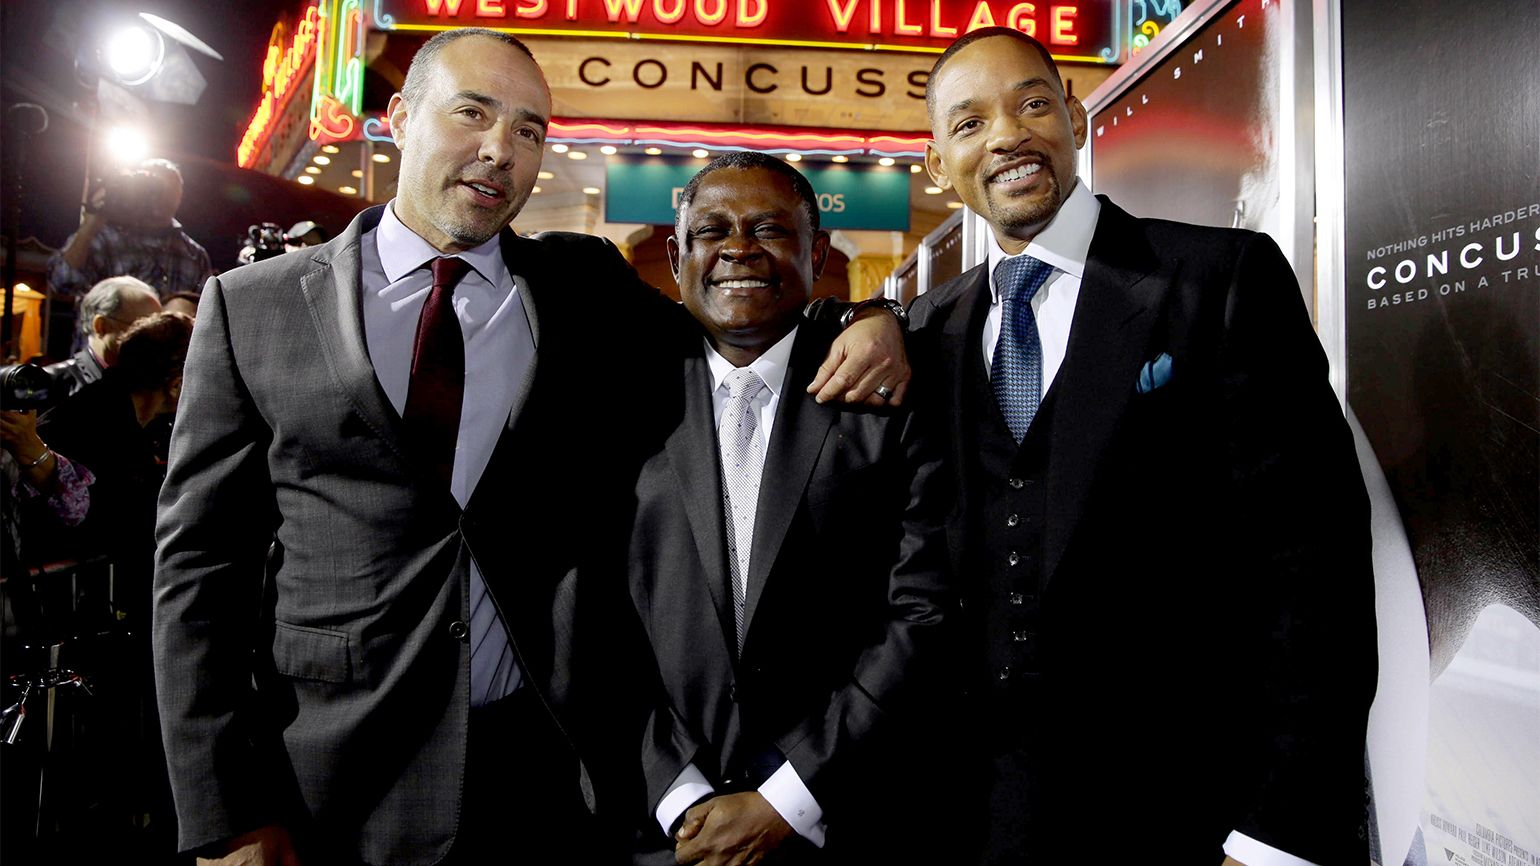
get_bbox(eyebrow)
[944,77,1056,120]
[452,90,548,128]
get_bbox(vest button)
[1006,513,1020,527]
[1008,592,1024,605]
[1007,551,1020,566]
[448,620,470,641]
[997,665,1012,681]
[1009,478,1025,489]
[1012,629,1032,642]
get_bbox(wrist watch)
[839,297,909,331]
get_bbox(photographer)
[41,276,162,401]
[2,390,94,574]
[45,159,213,303]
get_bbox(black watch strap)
[839,297,909,331]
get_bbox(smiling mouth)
[711,278,774,290]
[459,180,506,202]
[988,162,1044,186]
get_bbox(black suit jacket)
[624,322,952,861]
[154,205,662,864]
[909,197,1376,865]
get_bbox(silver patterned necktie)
[991,254,1056,443]
[719,367,767,654]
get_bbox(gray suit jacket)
[153,205,662,864]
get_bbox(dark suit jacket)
[153,205,661,864]
[909,197,1377,865]
[625,322,952,861]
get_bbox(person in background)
[47,159,213,303]
[913,27,1376,866]
[160,292,200,319]
[42,276,163,401]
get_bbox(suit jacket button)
[1009,478,1025,489]
[997,665,1012,681]
[1007,551,1020,566]
[1008,592,1024,605]
[448,620,470,641]
[1006,513,1020,527]
[728,682,738,702]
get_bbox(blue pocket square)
[1136,352,1174,394]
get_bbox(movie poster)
[1342,1,1540,865]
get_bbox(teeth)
[717,279,770,289]
[993,163,1042,183]
[468,183,498,196]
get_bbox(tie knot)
[431,256,473,290]
[723,367,766,401]
[993,254,1054,305]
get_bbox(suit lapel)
[1043,199,1172,585]
[464,231,543,518]
[664,348,738,652]
[743,329,838,639]
[299,206,409,462]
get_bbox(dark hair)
[401,28,537,107]
[676,151,821,233]
[926,27,1064,123]
[162,291,201,308]
[113,312,193,393]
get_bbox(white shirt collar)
[377,201,506,285]
[704,325,799,399]
[985,179,1100,301]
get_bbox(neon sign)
[378,0,1123,62]
[237,4,320,168]
[310,0,368,145]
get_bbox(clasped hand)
[674,792,794,866]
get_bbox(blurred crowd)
[1,156,328,860]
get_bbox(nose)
[720,231,764,263]
[478,125,516,171]
[985,113,1031,153]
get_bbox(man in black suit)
[914,28,1376,866]
[152,30,907,866]
[625,152,952,866]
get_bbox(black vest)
[961,348,1056,744]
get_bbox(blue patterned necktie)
[991,254,1056,443]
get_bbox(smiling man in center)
[622,152,953,866]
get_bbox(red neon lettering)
[566,0,578,17]
[930,0,958,36]
[1050,5,1078,43]
[1007,2,1035,37]
[515,0,547,17]
[738,0,766,26]
[870,0,879,31]
[239,4,320,168]
[654,0,686,23]
[694,0,727,25]
[826,0,861,33]
[965,1,996,31]
[424,0,465,15]
[895,0,924,34]
[604,0,645,23]
[476,0,506,14]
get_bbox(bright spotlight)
[105,25,164,85]
[104,126,149,163]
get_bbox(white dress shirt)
[655,327,828,848]
[359,203,536,697]
[984,180,1319,866]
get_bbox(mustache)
[458,167,514,188]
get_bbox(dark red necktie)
[402,256,472,488]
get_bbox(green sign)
[605,156,911,232]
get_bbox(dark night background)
[2,0,364,284]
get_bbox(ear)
[924,141,952,190]
[809,230,831,282]
[1068,95,1089,150]
[168,375,183,403]
[387,93,409,150]
[91,315,112,338]
[665,232,682,282]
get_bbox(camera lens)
[0,363,54,409]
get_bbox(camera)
[0,363,54,411]
[236,223,288,265]
[96,170,162,224]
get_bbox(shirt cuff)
[758,761,826,848]
[1223,830,1321,866]
[656,763,715,837]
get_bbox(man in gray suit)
[625,153,952,866]
[152,29,907,866]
